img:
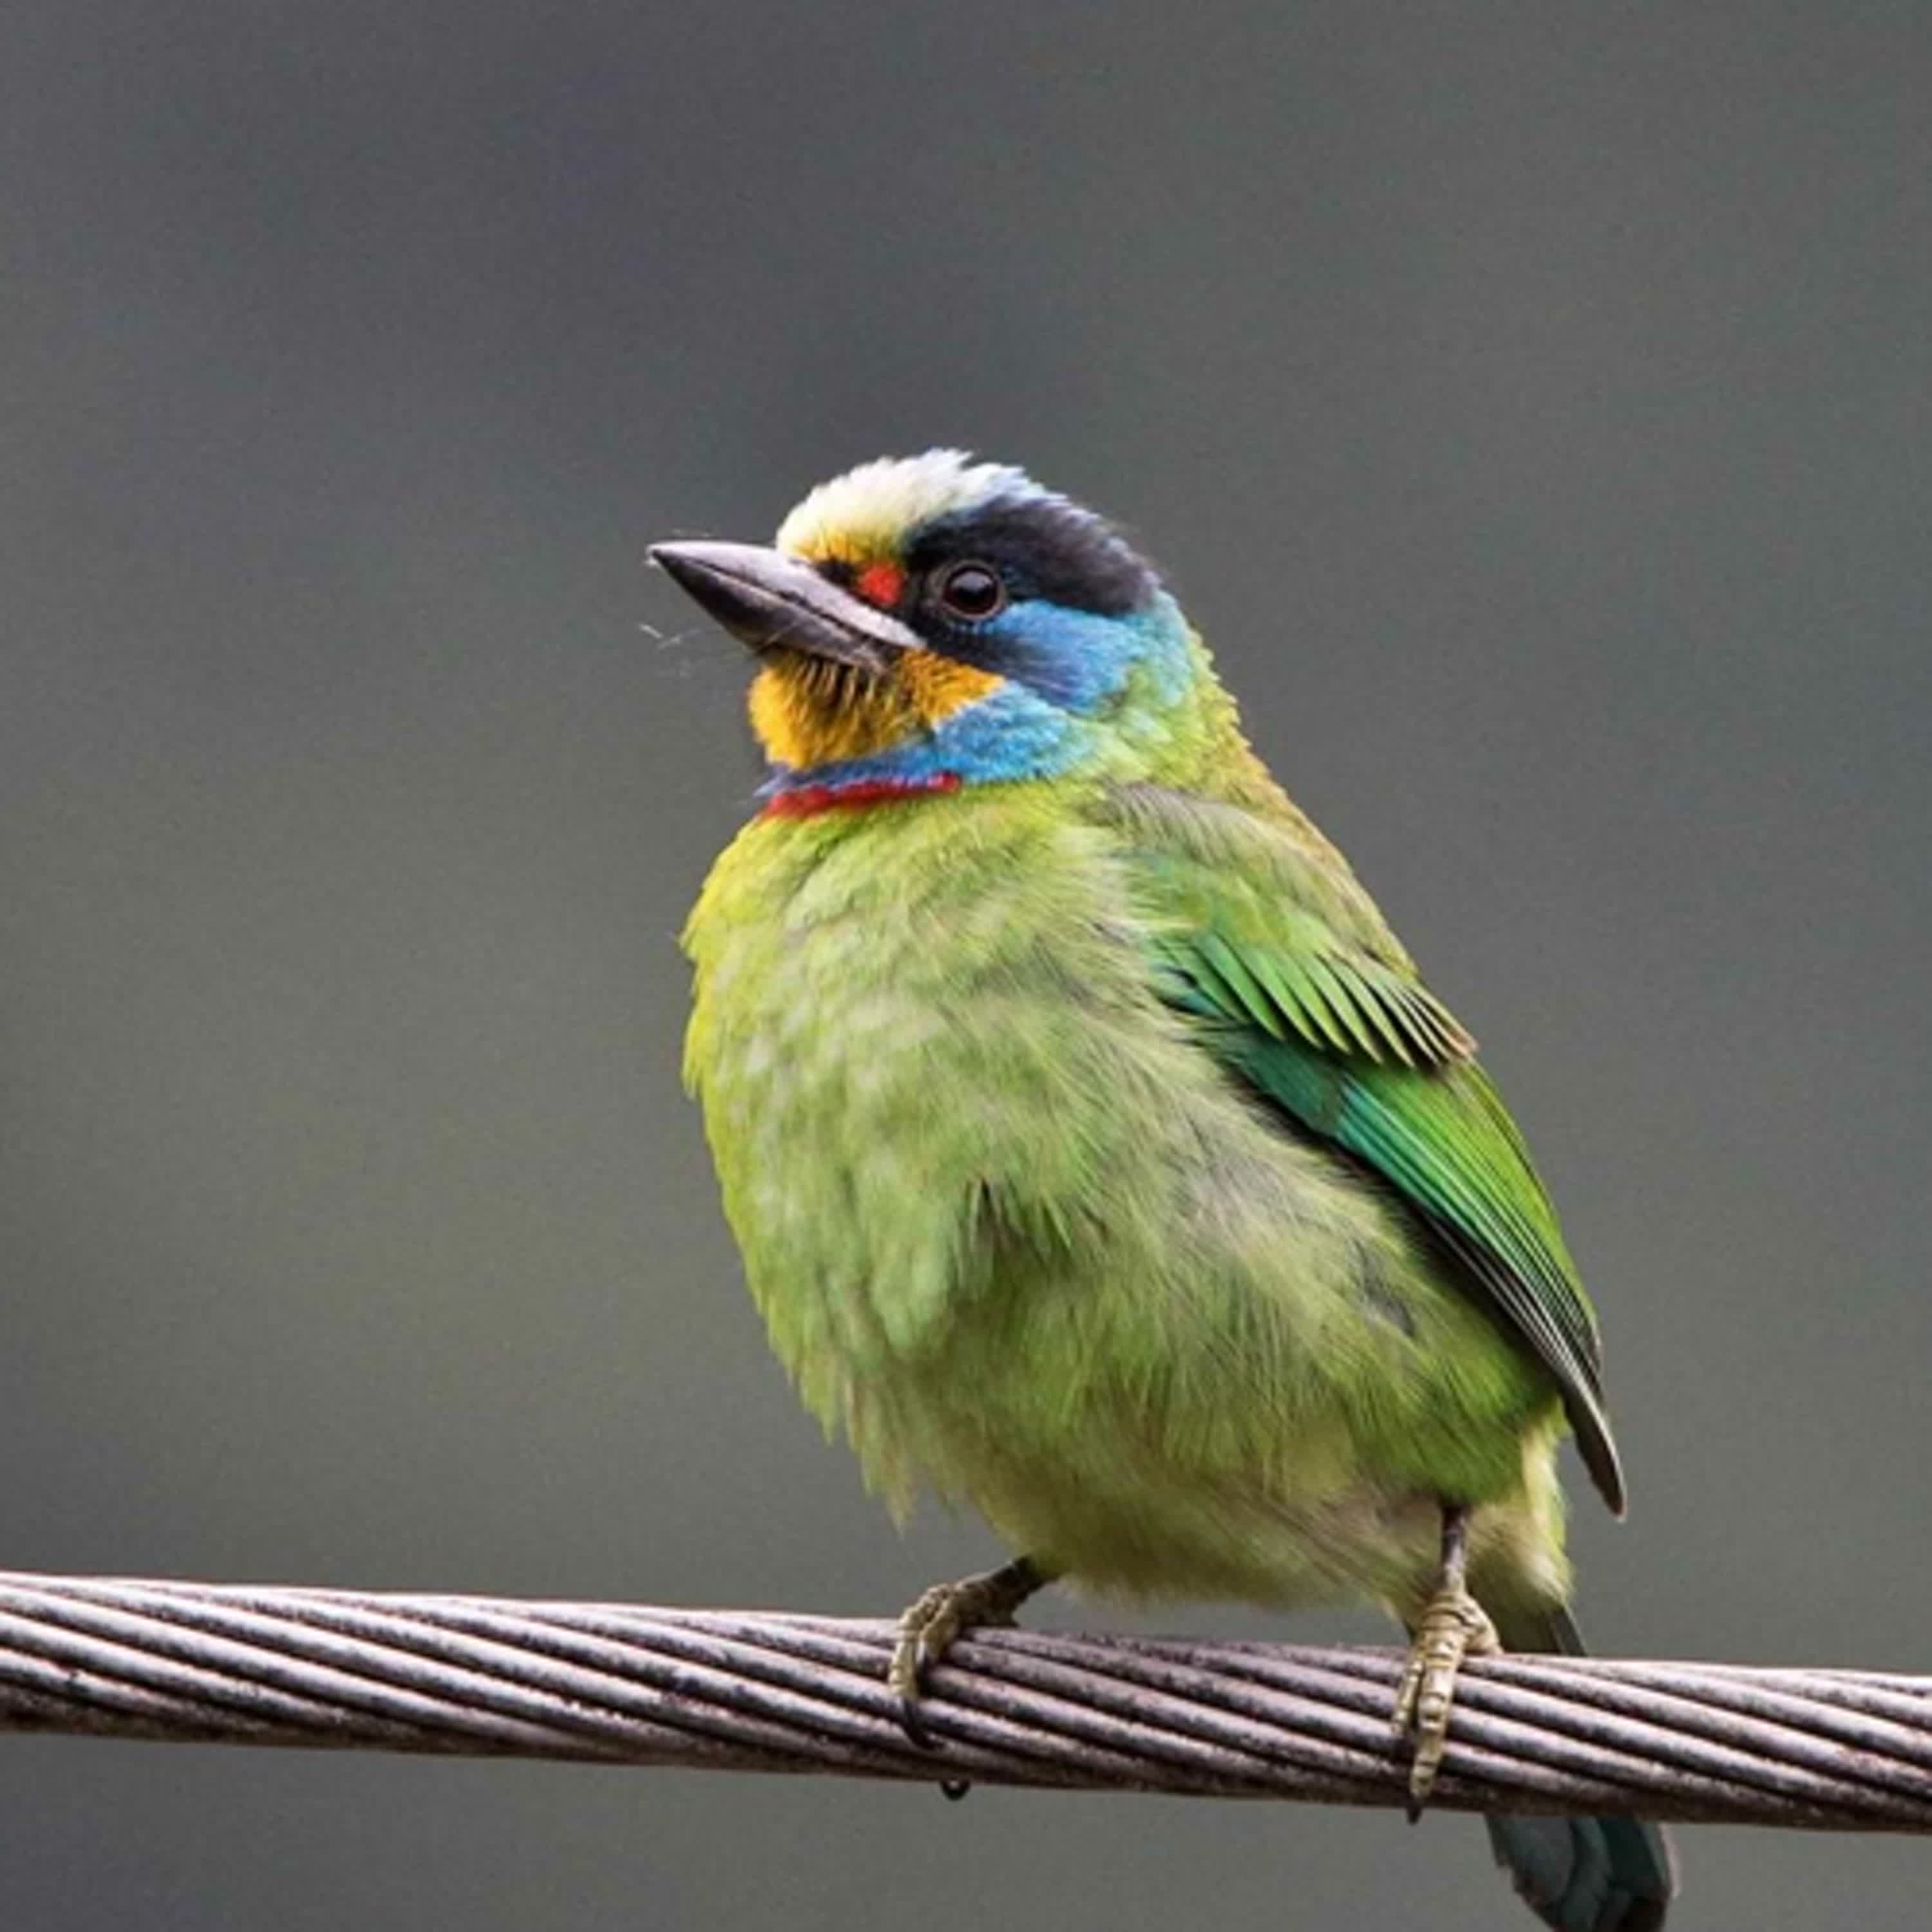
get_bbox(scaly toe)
[889,1570,1030,1747]
[1393,1584,1499,1812]
[889,1584,961,1744]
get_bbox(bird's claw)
[1392,1580,1499,1814]
[889,1563,1036,1747]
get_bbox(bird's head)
[653,452,1249,810]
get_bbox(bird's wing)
[1101,782,1623,1513]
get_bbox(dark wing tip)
[1572,1395,1627,1517]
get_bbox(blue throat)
[761,596,1193,801]
[760,682,1088,799]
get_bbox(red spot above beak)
[854,562,905,610]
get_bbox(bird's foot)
[1392,1576,1499,1815]
[889,1556,1044,1746]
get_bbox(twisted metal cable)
[0,1569,1926,1830]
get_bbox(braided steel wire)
[0,1571,1926,1830]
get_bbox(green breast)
[682,786,1555,1600]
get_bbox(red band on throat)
[761,772,961,819]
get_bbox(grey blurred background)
[2,3,1927,1926]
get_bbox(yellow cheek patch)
[900,652,1001,723]
[748,660,911,769]
[746,652,1002,770]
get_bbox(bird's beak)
[649,540,920,676]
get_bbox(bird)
[655,450,1675,1931]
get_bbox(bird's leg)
[890,1555,1050,1744]
[1392,1502,1499,1815]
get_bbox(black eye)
[936,561,1006,621]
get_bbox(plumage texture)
[687,771,1573,1612]
[669,451,1671,1929]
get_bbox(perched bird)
[658,452,1675,1931]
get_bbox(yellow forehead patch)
[775,450,1026,568]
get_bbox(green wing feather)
[1106,783,1625,1513]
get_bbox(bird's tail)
[1484,1605,1678,1931]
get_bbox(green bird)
[657,451,1675,1931]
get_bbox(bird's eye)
[936,562,1006,621]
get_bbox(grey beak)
[649,540,920,674]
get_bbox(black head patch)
[904,490,1160,616]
